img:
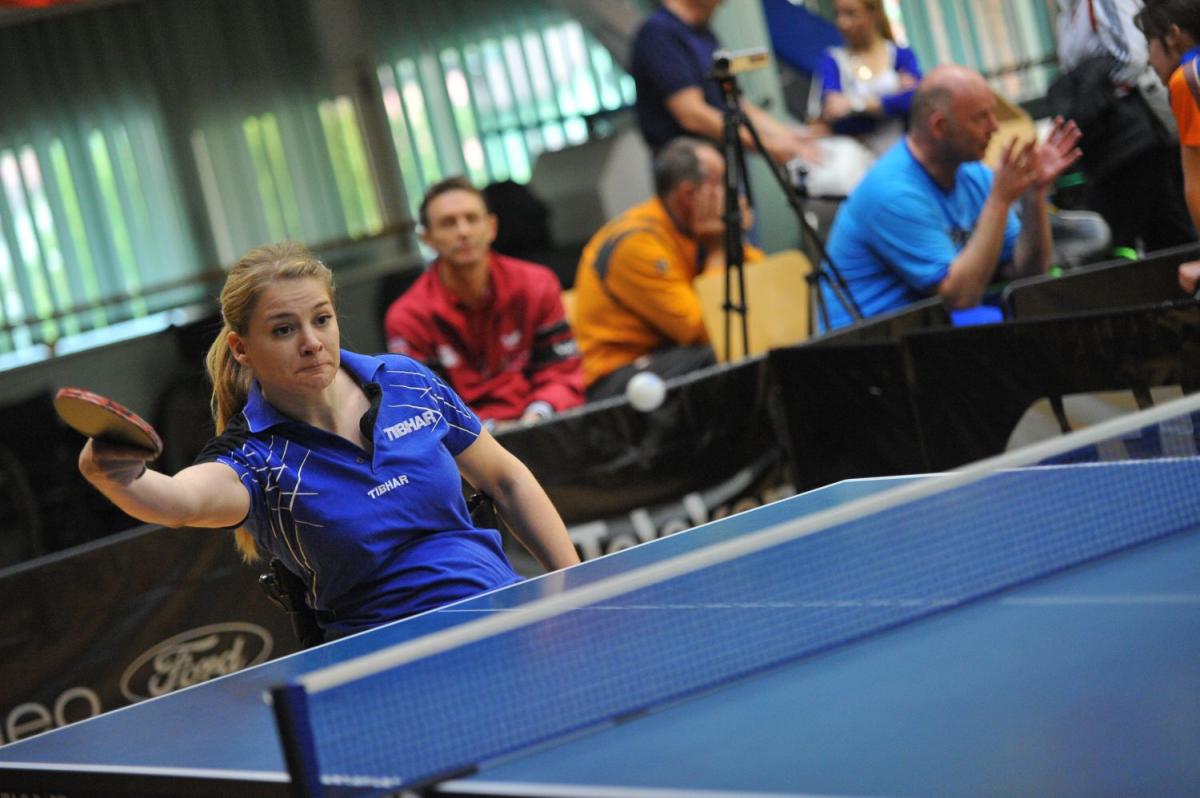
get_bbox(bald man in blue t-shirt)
[820,65,1083,330]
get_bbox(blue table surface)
[448,520,1200,798]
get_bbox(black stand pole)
[783,165,864,333]
[715,72,752,360]
[710,60,863,337]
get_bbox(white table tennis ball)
[626,371,666,412]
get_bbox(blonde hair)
[204,241,335,560]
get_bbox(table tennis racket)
[53,387,163,457]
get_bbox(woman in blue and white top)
[78,242,580,640]
[817,0,922,156]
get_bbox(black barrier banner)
[812,295,951,345]
[497,357,794,562]
[564,450,793,561]
[768,342,928,493]
[904,303,1200,470]
[0,525,299,744]
[1003,242,1200,319]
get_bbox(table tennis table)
[1,396,1198,798]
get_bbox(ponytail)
[204,322,252,436]
[206,241,335,562]
[204,323,261,561]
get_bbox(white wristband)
[524,400,554,420]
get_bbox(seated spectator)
[384,177,584,427]
[1134,0,1200,295]
[1053,0,1194,256]
[630,0,817,165]
[800,0,921,218]
[1137,1,1200,225]
[818,65,1082,330]
[817,0,921,157]
[573,137,761,400]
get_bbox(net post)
[271,682,323,798]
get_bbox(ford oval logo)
[119,622,273,702]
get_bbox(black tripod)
[711,53,862,345]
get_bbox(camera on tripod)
[710,47,772,80]
[708,42,863,332]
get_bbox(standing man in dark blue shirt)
[631,0,816,165]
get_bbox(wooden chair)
[560,287,577,328]
[984,90,1038,169]
[693,249,813,362]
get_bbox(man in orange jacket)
[572,137,761,400]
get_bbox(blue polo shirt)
[820,140,1019,330]
[197,350,520,638]
[631,6,724,150]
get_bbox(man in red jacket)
[384,177,584,427]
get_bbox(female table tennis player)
[77,241,579,640]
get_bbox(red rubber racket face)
[53,387,163,456]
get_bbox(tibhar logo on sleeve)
[383,409,438,441]
[368,474,410,499]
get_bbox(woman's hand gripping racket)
[55,387,163,485]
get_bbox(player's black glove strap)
[259,559,325,649]
[467,491,500,529]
